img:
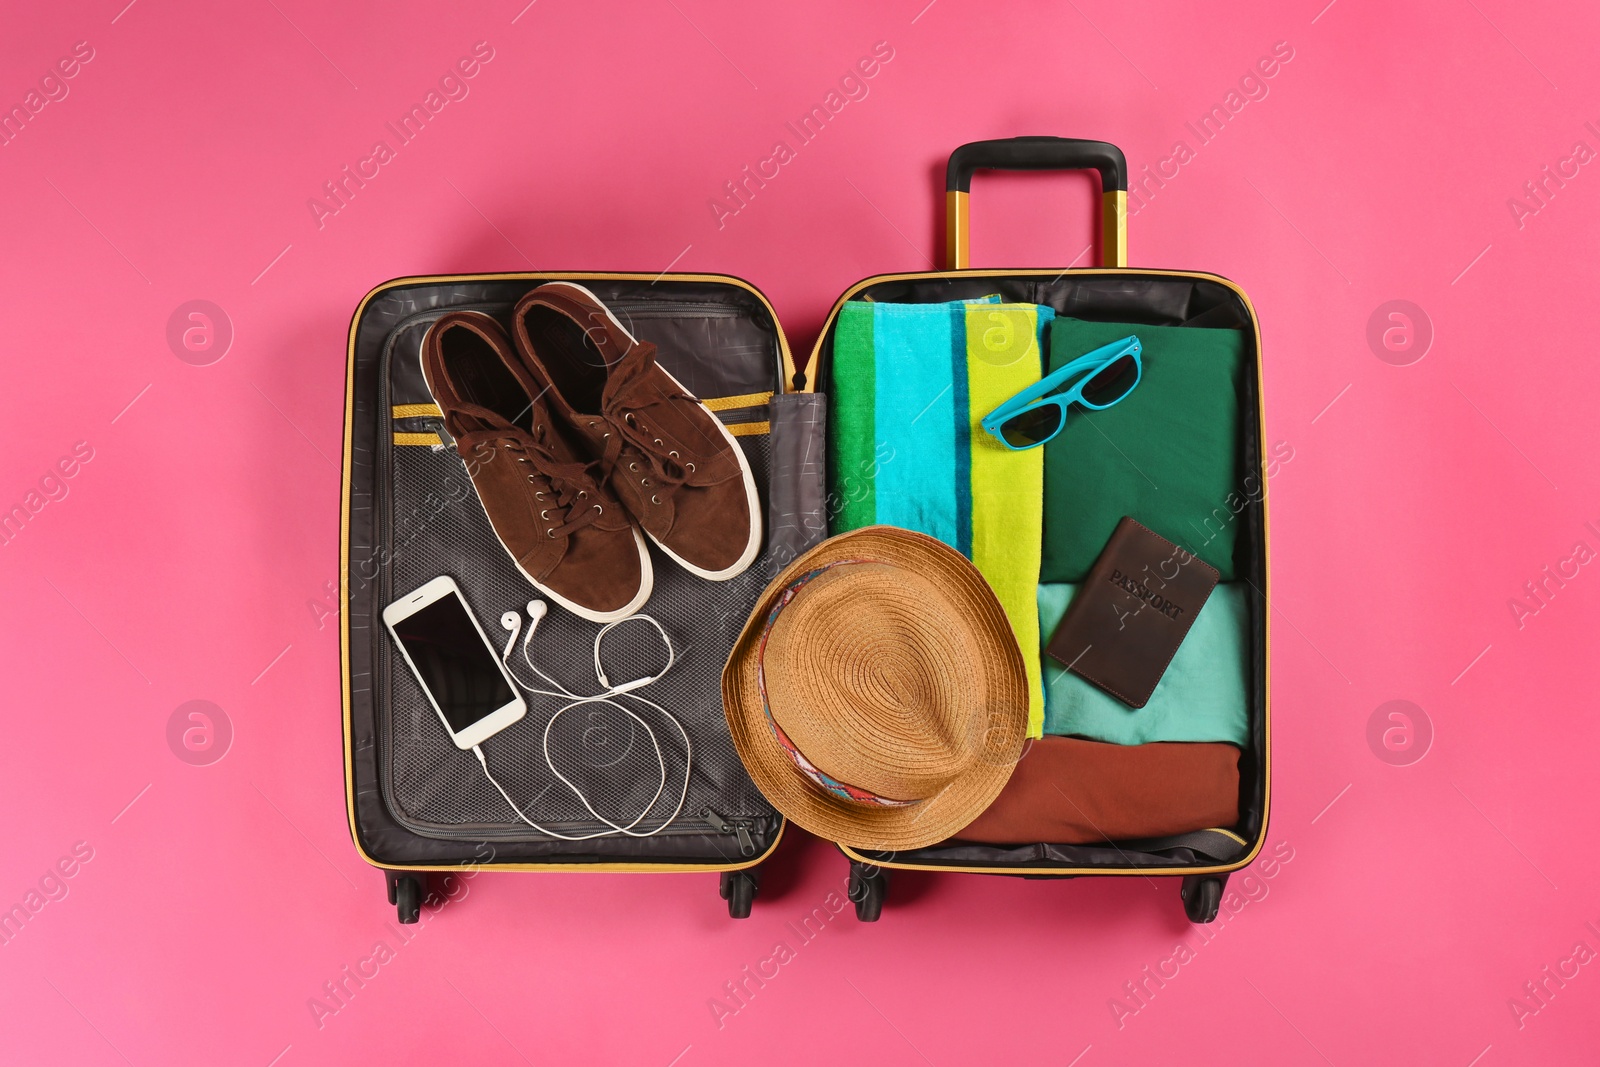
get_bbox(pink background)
[3,0,1597,1063]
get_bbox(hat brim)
[722,526,1029,851]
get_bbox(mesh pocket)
[384,437,779,836]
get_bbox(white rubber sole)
[419,309,656,624]
[472,480,655,625]
[507,522,654,625]
[535,281,764,582]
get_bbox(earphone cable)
[473,605,691,841]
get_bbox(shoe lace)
[449,403,605,540]
[592,343,704,506]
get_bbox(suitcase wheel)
[847,861,888,922]
[1180,874,1226,924]
[719,869,759,919]
[387,871,424,924]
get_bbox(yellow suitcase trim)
[701,390,773,411]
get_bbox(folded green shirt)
[1039,582,1250,746]
[1041,317,1245,581]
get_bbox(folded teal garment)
[872,302,964,548]
[1038,582,1250,746]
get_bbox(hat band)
[754,560,920,809]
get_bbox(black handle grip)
[946,137,1127,194]
[944,136,1129,269]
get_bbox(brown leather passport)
[1044,517,1220,708]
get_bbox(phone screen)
[389,593,516,734]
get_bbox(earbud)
[524,600,548,646]
[500,611,523,660]
[503,600,549,663]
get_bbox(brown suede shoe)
[419,311,651,622]
[511,283,762,580]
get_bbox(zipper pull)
[703,809,758,856]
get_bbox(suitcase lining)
[344,274,799,867]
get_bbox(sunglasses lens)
[1080,356,1139,408]
[1000,403,1064,448]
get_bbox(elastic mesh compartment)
[386,438,779,834]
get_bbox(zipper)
[372,320,405,833]
[703,808,757,857]
[604,300,748,317]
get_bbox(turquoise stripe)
[872,303,959,547]
[949,302,973,556]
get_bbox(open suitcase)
[340,136,1267,927]
[340,274,827,921]
[804,137,1271,923]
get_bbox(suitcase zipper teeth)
[373,326,402,832]
[380,300,747,337]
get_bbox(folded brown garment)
[951,736,1241,844]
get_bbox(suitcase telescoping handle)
[945,136,1129,270]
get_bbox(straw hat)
[722,526,1029,850]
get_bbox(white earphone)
[499,599,547,662]
[473,599,691,841]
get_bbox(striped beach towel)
[829,297,1054,737]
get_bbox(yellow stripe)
[393,432,441,446]
[702,391,773,412]
[392,403,442,419]
[727,421,770,437]
[964,304,1046,737]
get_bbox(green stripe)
[829,302,877,533]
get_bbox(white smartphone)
[382,576,526,749]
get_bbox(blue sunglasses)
[981,336,1142,450]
